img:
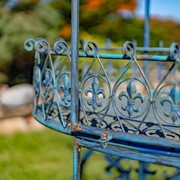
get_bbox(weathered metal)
[24,36,180,179]
[24,1,180,180]
[71,1,80,179]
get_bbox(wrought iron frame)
[25,0,180,179]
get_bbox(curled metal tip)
[54,38,69,55]
[34,38,50,53]
[169,42,180,60]
[83,41,99,57]
[24,38,36,51]
[122,41,135,57]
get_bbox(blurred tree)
[0,0,180,84]
[0,1,61,85]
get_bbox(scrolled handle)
[123,41,135,57]
[169,42,180,60]
[24,38,36,51]
[54,38,69,55]
[83,41,99,57]
[34,38,50,53]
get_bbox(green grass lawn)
[0,129,177,180]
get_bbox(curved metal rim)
[33,107,180,152]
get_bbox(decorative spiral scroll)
[83,41,99,57]
[54,38,69,55]
[24,38,36,51]
[169,42,180,60]
[34,38,50,53]
[154,83,180,125]
[122,41,135,57]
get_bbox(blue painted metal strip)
[34,108,180,158]
[77,138,180,168]
[33,111,72,135]
[74,125,180,150]
[50,50,176,61]
[97,47,170,52]
[78,52,173,61]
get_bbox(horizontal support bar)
[35,108,180,153]
[78,52,173,62]
[73,125,180,150]
[34,106,180,151]
[33,109,72,136]
[97,47,170,53]
[50,50,174,62]
[77,138,180,168]
[76,135,180,158]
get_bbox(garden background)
[0,0,179,179]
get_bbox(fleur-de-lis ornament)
[119,79,144,117]
[43,71,53,100]
[85,76,106,111]
[33,67,41,97]
[160,84,180,124]
[60,74,71,107]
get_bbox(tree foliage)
[0,0,180,85]
[0,1,61,84]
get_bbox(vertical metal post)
[73,139,81,180]
[71,0,80,179]
[143,0,150,78]
[71,0,79,126]
[139,0,150,157]
[138,161,148,180]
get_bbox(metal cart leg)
[74,138,81,180]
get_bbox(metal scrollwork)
[159,83,180,125]
[122,41,135,57]
[83,41,99,57]
[25,37,72,128]
[169,42,180,60]
[54,38,70,55]
[26,37,180,141]
[24,38,36,51]
[34,38,50,53]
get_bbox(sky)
[136,0,180,22]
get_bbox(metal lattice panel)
[25,38,180,142]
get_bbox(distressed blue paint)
[77,139,180,168]
[24,1,180,177]
[91,46,170,53]
[25,37,180,179]
[78,52,177,61]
